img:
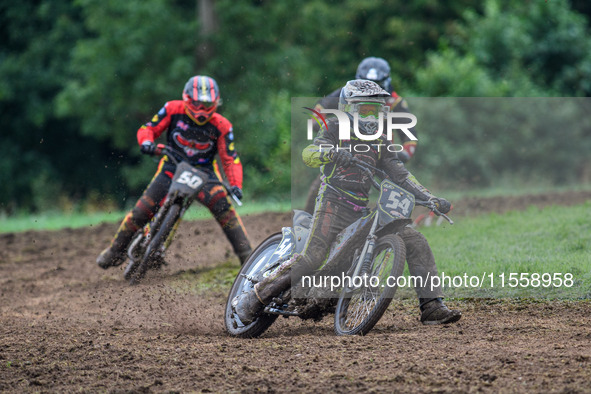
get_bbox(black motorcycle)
[124,144,241,285]
[225,159,452,337]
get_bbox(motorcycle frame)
[127,160,209,263]
[263,178,415,314]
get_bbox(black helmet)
[355,57,392,91]
[338,80,389,135]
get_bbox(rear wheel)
[225,233,282,338]
[129,204,181,285]
[334,234,406,336]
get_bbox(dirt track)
[1,191,591,393]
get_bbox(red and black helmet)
[182,75,222,125]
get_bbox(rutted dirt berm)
[1,191,590,392]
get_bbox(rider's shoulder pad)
[209,113,233,134]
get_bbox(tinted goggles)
[355,102,384,118]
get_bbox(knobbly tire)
[225,233,282,338]
[334,234,406,336]
[128,204,181,285]
[123,233,145,281]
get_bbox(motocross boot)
[96,212,137,269]
[237,248,252,266]
[232,264,293,324]
[231,289,264,325]
[419,298,462,325]
[96,246,127,269]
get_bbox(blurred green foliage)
[408,98,591,190]
[1,0,590,213]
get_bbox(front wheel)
[128,203,181,285]
[225,233,283,338]
[334,234,406,336]
[123,232,145,281]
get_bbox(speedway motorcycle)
[124,144,241,285]
[225,159,452,337]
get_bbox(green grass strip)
[417,201,591,299]
[0,199,291,234]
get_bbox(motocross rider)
[315,56,417,162]
[97,75,252,269]
[232,80,461,325]
[304,56,417,213]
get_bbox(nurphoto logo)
[305,108,418,153]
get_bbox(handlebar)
[153,143,180,165]
[415,200,454,225]
[152,144,243,206]
[351,157,453,225]
[351,158,384,190]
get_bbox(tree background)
[1,0,590,214]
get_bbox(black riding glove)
[331,149,353,168]
[140,141,155,155]
[430,197,452,214]
[230,186,243,201]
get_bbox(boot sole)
[422,311,462,325]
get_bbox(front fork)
[162,202,186,251]
[349,213,379,281]
[127,195,187,261]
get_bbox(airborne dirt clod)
[1,193,591,393]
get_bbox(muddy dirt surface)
[1,192,591,393]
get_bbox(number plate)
[176,170,204,189]
[378,180,415,219]
[170,162,208,197]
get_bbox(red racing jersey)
[137,100,243,188]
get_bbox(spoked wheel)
[334,234,406,336]
[225,233,282,338]
[128,204,180,285]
